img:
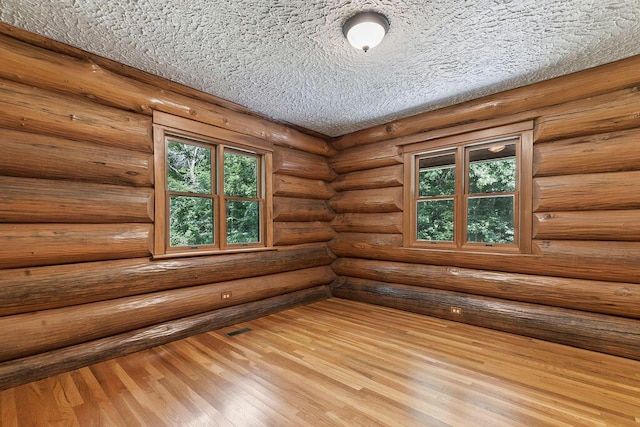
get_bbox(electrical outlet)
[221,291,232,300]
[450,306,463,315]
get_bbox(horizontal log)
[533,239,640,283]
[0,128,153,187]
[330,141,402,174]
[332,165,404,192]
[0,32,335,157]
[329,187,403,213]
[534,210,640,241]
[0,176,154,223]
[0,78,152,153]
[332,258,640,318]
[0,223,152,269]
[154,111,274,152]
[533,128,640,177]
[0,24,254,116]
[332,278,640,360]
[273,147,336,182]
[0,243,334,316]
[273,197,335,222]
[0,286,331,391]
[333,55,640,149]
[533,171,640,212]
[273,174,335,200]
[388,113,537,148]
[534,86,640,143]
[329,233,640,283]
[330,233,403,254]
[331,212,403,234]
[273,222,336,246]
[0,266,335,362]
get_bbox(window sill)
[152,246,276,260]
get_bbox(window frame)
[153,112,273,258]
[403,121,533,254]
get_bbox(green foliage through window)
[413,140,519,248]
[419,166,456,197]
[417,199,454,241]
[224,150,260,245]
[167,139,214,247]
[169,196,214,246]
[418,152,456,197]
[466,196,514,243]
[226,200,260,244]
[224,151,258,198]
[165,138,264,250]
[466,144,516,244]
[468,144,516,194]
[167,140,212,193]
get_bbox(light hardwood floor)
[1,298,639,426]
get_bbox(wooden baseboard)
[332,277,640,361]
[0,286,331,391]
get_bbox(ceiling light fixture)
[343,12,389,53]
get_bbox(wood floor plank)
[57,372,84,408]
[153,345,276,425]
[49,376,80,426]
[0,388,18,427]
[13,380,60,426]
[1,298,639,426]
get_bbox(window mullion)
[455,146,465,248]
[218,145,226,250]
[257,155,265,245]
[160,137,169,254]
[210,144,219,250]
[412,154,420,244]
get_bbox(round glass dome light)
[343,12,390,52]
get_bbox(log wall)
[2,21,640,389]
[329,56,640,361]
[0,26,335,390]
[272,147,336,245]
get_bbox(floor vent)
[225,327,252,337]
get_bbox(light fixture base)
[343,12,390,52]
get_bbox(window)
[404,122,532,253]
[153,112,273,257]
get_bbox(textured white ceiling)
[1,1,640,137]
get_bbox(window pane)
[226,200,260,244]
[466,196,514,244]
[224,151,258,198]
[167,140,212,193]
[468,144,516,194]
[417,199,454,241]
[418,153,456,197]
[169,196,214,247]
